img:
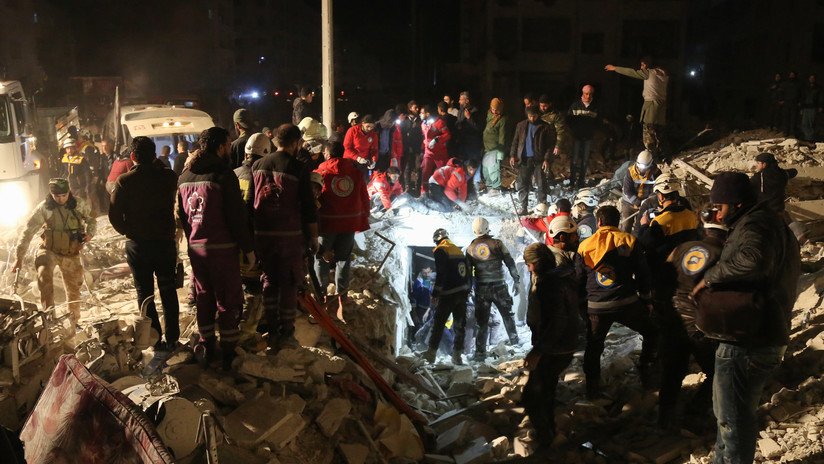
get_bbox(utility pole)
[322,0,334,135]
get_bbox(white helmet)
[653,174,680,195]
[574,190,599,208]
[636,150,654,168]
[245,133,272,156]
[472,217,490,237]
[535,203,549,216]
[347,112,360,124]
[548,215,577,238]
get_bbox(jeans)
[427,183,457,212]
[516,157,546,210]
[315,232,355,293]
[712,343,786,464]
[482,150,503,189]
[125,239,180,344]
[800,108,817,141]
[570,139,593,188]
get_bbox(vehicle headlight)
[0,181,32,229]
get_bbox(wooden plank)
[673,159,714,187]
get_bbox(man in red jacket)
[343,114,378,180]
[315,141,370,320]
[367,166,402,213]
[427,158,477,212]
[521,198,573,245]
[420,105,451,195]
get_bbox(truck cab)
[0,81,41,229]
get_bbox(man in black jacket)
[509,106,555,215]
[692,172,800,464]
[109,136,180,350]
[522,242,579,448]
[568,85,603,189]
[400,100,423,194]
[230,109,254,169]
[750,152,797,214]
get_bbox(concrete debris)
[315,397,351,437]
[338,443,369,464]
[223,394,301,448]
[198,374,245,406]
[452,436,492,464]
[436,421,469,452]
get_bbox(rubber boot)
[472,350,486,362]
[220,340,237,371]
[452,350,464,366]
[423,347,437,364]
[195,336,217,368]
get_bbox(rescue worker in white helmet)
[620,150,659,233]
[546,215,580,269]
[572,189,598,240]
[465,217,521,361]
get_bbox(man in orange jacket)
[343,114,378,180]
[427,158,477,212]
[367,166,403,213]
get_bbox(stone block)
[223,395,296,448]
[424,454,456,463]
[453,437,492,464]
[436,421,469,452]
[267,413,306,449]
[338,443,369,464]
[758,437,782,459]
[490,436,510,459]
[316,398,351,437]
[450,366,474,386]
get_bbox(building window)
[493,17,518,60]
[522,18,570,53]
[581,32,604,55]
[621,20,681,59]
[814,24,824,63]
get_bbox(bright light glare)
[0,181,32,229]
[689,70,697,77]
[250,91,260,99]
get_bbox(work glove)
[427,137,438,150]
[356,156,369,165]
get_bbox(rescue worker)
[465,217,521,360]
[509,106,555,216]
[750,152,798,214]
[314,140,370,321]
[178,127,255,369]
[399,101,423,194]
[424,228,470,365]
[13,178,96,323]
[367,166,403,214]
[546,215,580,269]
[577,206,657,398]
[656,209,727,428]
[573,189,598,240]
[234,133,272,342]
[538,94,569,165]
[249,124,319,349]
[620,150,659,233]
[410,265,435,340]
[60,138,93,206]
[692,172,800,464]
[521,198,573,246]
[420,105,452,195]
[522,242,579,449]
[109,136,180,350]
[343,114,378,179]
[427,158,476,212]
[637,175,699,277]
[106,149,134,194]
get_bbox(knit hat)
[755,152,777,164]
[233,108,252,129]
[48,178,69,194]
[490,98,503,112]
[523,242,554,267]
[710,172,755,205]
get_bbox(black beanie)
[710,172,754,205]
[755,152,777,164]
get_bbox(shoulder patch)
[331,175,355,197]
[681,245,710,276]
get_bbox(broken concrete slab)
[237,354,305,383]
[338,443,369,464]
[758,437,782,459]
[267,413,306,449]
[436,421,469,453]
[424,454,456,463]
[490,436,510,459]
[453,436,492,464]
[198,374,245,406]
[316,397,351,437]
[223,395,297,448]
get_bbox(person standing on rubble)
[522,242,579,449]
[231,109,255,169]
[109,136,180,350]
[620,150,659,234]
[248,124,319,350]
[481,97,508,196]
[466,217,521,360]
[178,127,255,369]
[577,205,657,398]
[420,105,452,196]
[59,138,94,208]
[538,94,569,170]
[510,106,555,216]
[800,74,822,142]
[400,100,423,194]
[12,178,96,324]
[424,228,470,365]
[605,57,669,157]
[343,114,379,180]
[568,85,603,189]
[691,172,800,464]
[750,152,798,217]
[314,140,370,321]
[655,208,727,429]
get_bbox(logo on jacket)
[578,224,593,238]
[595,265,616,288]
[473,243,491,260]
[458,262,467,277]
[331,175,354,197]
[187,192,204,223]
[681,246,710,276]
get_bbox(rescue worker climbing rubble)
[13,178,96,324]
[178,127,254,369]
[572,189,598,240]
[620,150,659,233]
[465,217,521,360]
[424,228,470,365]
[367,166,403,214]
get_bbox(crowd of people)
[767,71,823,140]
[10,61,806,461]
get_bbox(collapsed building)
[2,129,824,463]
